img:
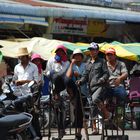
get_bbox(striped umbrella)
[100,41,140,62]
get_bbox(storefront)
[51,17,88,42]
[51,17,114,43]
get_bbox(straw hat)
[16,47,29,57]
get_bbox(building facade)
[0,0,140,42]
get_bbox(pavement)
[42,128,140,140]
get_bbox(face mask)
[55,55,61,62]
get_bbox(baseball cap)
[88,42,99,50]
[105,47,116,55]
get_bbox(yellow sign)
[87,20,108,37]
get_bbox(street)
[42,128,140,140]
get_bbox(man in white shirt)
[13,47,42,140]
[13,48,38,86]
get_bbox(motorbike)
[1,76,42,139]
[0,112,32,140]
[39,94,55,129]
[0,90,33,140]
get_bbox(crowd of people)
[0,42,129,140]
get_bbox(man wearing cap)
[105,47,128,101]
[77,42,111,121]
[66,48,88,139]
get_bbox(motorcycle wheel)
[8,134,23,140]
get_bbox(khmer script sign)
[52,18,88,35]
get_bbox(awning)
[0,14,49,26]
[0,2,140,23]
[1,37,140,62]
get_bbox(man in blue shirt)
[66,48,89,140]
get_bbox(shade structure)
[100,41,140,62]
[0,37,140,62]
[0,37,69,60]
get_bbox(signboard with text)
[87,20,108,37]
[52,18,88,35]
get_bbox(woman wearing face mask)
[46,45,70,139]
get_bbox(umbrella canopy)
[63,42,89,56]
[0,37,72,60]
[0,37,140,62]
[100,41,140,62]
[0,37,90,60]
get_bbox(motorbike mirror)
[28,81,35,88]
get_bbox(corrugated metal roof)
[0,2,140,22]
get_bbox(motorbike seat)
[0,113,30,128]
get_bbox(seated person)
[77,42,111,122]
[66,48,88,139]
[13,48,39,86]
[105,47,128,102]
[46,45,70,98]
[46,45,70,138]
[47,45,84,140]
[12,48,41,139]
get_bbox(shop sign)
[52,18,88,35]
[87,20,108,37]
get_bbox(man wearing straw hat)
[13,47,42,140]
[13,47,39,86]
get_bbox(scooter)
[1,78,42,140]
[0,112,33,140]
